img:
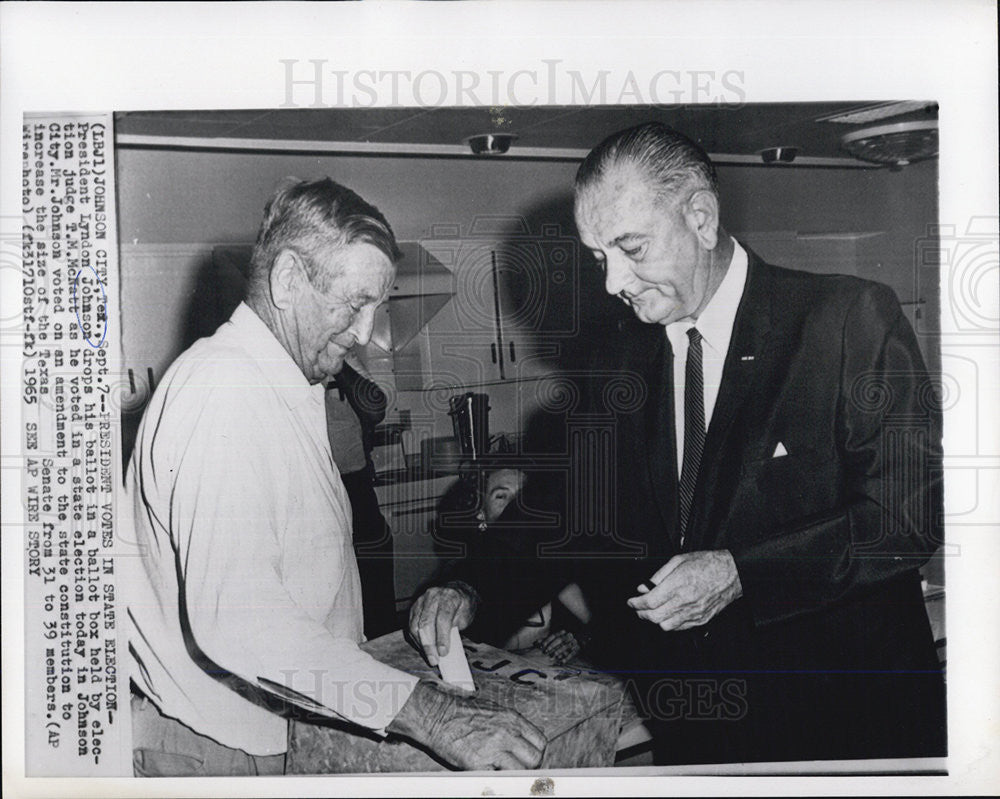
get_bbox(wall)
[117,148,938,247]
[117,149,579,244]
[722,161,940,375]
[116,147,940,449]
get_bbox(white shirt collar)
[665,240,749,358]
[226,302,326,410]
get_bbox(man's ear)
[684,190,721,251]
[269,249,300,310]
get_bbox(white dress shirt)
[125,302,418,756]
[665,242,749,473]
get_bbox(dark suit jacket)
[461,248,945,763]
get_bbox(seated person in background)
[432,458,591,665]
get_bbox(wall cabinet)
[400,223,578,390]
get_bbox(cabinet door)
[416,232,575,388]
[419,237,505,387]
[493,233,578,382]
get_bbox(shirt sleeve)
[163,379,417,733]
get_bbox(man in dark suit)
[411,123,945,764]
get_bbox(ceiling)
[115,102,938,164]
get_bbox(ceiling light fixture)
[465,133,518,155]
[840,120,938,167]
[759,146,799,164]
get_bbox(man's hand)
[627,550,743,631]
[387,680,546,770]
[536,630,581,665]
[408,583,477,666]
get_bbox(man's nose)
[603,257,631,298]
[349,305,377,348]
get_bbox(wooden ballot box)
[286,631,627,772]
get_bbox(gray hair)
[575,122,719,207]
[248,177,400,296]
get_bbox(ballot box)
[286,631,627,772]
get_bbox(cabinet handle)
[509,340,516,362]
[491,251,506,381]
[491,343,497,364]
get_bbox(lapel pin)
[740,355,755,361]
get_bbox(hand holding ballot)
[408,582,478,666]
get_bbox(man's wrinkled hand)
[387,681,546,770]
[627,550,743,631]
[408,584,477,666]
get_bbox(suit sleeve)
[729,283,943,627]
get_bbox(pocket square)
[772,441,788,458]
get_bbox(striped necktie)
[678,327,705,544]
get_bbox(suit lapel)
[684,250,775,548]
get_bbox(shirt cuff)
[345,661,421,736]
[260,661,420,737]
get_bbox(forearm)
[385,679,449,740]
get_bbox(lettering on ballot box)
[286,631,627,772]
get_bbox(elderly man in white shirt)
[125,177,545,776]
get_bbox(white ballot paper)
[437,627,476,692]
